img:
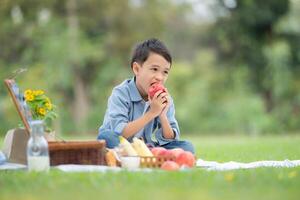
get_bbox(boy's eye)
[164,71,169,75]
[151,68,158,71]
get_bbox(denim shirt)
[98,77,180,145]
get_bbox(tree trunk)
[66,0,89,133]
[262,89,273,113]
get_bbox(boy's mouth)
[150,82,161,86]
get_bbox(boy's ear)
[132,62,140,75]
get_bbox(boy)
[97,38,194,154]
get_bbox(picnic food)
[170,148,185,158]
[148,83,166,100]
[120,156,140,169]
[119,136,138,156]
[161,161,180,171]
[150,147,168,157]
[105,149,118,167]
[132,137,153,157]
[151,147,174,157]
[118,137,196,169]
[157,149,173,157]
[175,151,195,168]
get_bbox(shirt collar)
[128,77,143,102]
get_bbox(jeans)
[97,130,195,154]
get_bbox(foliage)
[0,0,300,136]
[206,0,300,132]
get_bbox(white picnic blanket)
[55,165,122,172]
[2,159,300,172]
[0,163,152,172]
[0,162,27,170]
[39,159,300,172]
[196,159,300,171]
[55,165,155,172]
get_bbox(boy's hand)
[159,88,170,118]
[148,90,168,117]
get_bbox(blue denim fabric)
[97,130,120,149]
[160,140,195,154]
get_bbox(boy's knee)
[97,130,120,148]
[180,141,195,154]
[163,140,195,154]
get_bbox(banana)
[119,136,138,156]
[132,137,153,157]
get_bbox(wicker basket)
[48,140,106,166]
[140,156,175,168]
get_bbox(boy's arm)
[122,111,155,138]
[155,96,180,145]
[159,114,175,139]
[158,90,177,139]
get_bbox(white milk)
[27,156,50,172]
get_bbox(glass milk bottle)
[27,120,50,172]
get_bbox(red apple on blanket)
[151,147,174,158]
[175,151,195,168]
[148,83,166,100]
[170,148,185,158]
[158,149,173,157]
[161,161,180,171]
[150,147,166,157]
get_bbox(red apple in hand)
[161,161,180,171]
[148,83,166,100]
[175,151,195,168]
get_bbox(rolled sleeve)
[155,128,179,145]
[107,88,130,135]
[155,98,180,145]
[112,122,127,136]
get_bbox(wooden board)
[4,79,30,135]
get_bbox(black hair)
[130,38,172,68]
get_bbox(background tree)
[1,0,299,136]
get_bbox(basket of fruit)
[110,136,196,170]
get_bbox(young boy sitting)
[97,38,194,154]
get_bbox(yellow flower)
[25,94,35,101]
[45,102,52,110]
[24,89,33,98]
[33,90,44,96]
[288,171,298,178]
[224,173,235,182]
[45,97,51,104]
[23,88,57,131]
[38,107,46,116]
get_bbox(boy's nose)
[154,73,164,81]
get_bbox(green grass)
[1,135,300,200]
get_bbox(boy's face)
[133,52,171,100]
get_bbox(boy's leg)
[160,140,195,154]
[97,130,120,149]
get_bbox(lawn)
[0,134,300,200]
